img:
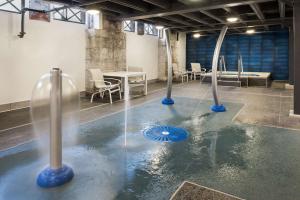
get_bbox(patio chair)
[173,63,188,83]
[190,63,207,80]
[88,68,122,104]
[126,66,147,95]
[128,66,146,87]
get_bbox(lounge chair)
[173,63,188,83]
[87,68,122,104]
[190,63,207,80]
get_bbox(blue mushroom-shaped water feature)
[31,68,79,188]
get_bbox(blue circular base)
[37,164,74,188]
[211,104,226,112]
[144,125,188,142]
[162,98,174,105]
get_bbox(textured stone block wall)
[86,18,185,86]
[86,16,126,90]
[157,32,180,81]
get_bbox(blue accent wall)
[186,31,289,80]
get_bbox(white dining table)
[103,71,147,100]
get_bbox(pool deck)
[0,80,297,151]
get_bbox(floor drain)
[143,126,189,142]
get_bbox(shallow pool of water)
[1,97,300,200]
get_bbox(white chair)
[127,66,147,95]
[88,68,122,104]
[128,66,146,86]
[173,63,188,83]
[190,63,207,80]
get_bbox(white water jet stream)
[124,76,130,147]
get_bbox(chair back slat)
[88,68,106,88]
[191,63,201,72]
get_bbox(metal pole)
[238,55,241,81]
[240,55,244,72]
[165,28,173,99]
[289,27,294,85]
[223,56,227,72]
[219,57,222,77]
[212,26,228,106]
[294,1,300,115]
[50,68,62,169]
[37,68,74,188]
[18,0,25,38]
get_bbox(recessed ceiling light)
[226,17,239,23]
[246,29,255,34]
[87,9,100,15]
[193,33,201,38]
[156,25,164,30]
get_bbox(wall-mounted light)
[86,9,100,15]
[193,33,201,38]
[156,25,164,30]
[226,17,239,23]
[246,29,255,34]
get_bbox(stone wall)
[158,38,167,80]
[86,18,186,86]
[86,16,126,90]
[158,32,184,80]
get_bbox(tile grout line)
[232,103,246,122]
[0,123,33,135]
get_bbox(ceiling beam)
[163,16,195,26]
[142,0,170,9]
[169,17,292,29]
[180,13,212,26]
[222,7,245,32]
[185,24,284,33]
[279,0,286,28]
[77,0,107,6]
[100,10,119,17]
[249,3,265,20]
[197,10,244,32]
[142,18,179,27]
[122,0,276,20]
[95,3,132,14]
[108,0,149,12]
[199,10,226,23]
[279,1,286,18]
[278,0,293,7]
[47,0,107,10]
[249,3,268,29]
[222,6,247,30]
[223,7,244,21]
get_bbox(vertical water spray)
[124,76,130,147]
[32,68,76,188]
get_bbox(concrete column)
[294,1,300,114]
[289,27,294,85]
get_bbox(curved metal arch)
[162,28,175,105]
[212,26,228,107]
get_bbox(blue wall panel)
[186,31,289,80]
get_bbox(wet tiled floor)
[0,80,298,151]
[2,96,300,200]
